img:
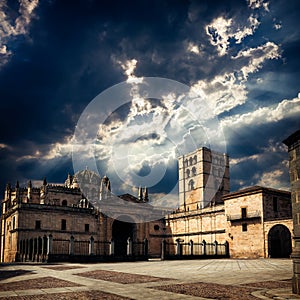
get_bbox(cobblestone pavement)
[0,259,300,299]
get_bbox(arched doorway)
[268,224,292,258]
[112,218,135,256]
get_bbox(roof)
[222,185,290,200]
[283,130,300,147]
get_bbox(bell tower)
[178,147,230,211]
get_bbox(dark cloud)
[0,0,300,197]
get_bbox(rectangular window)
[242,223,248,232]
[35,220,41,229]
[241,208,247,219]
[273,197,278,212]
[61,219,66,230]
[85,224,89,232]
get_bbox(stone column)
[283,130,300,294]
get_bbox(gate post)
[47,234,53,255]
[176,239,182,256]
[89,236,94,255]
[202,240,206,256]
[127,237,133,256]
[143,238,148,257]
[214,240,218,256]
[110,239,115,256]
[161,239,166,260]
[69,236,74,255]
[225,241,229,257]
[189,239,194,256]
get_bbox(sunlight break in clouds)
[117,58,143,83]
[0,0,39,67]
[221,92,300,129]
[206,14,260,56]
[247,0,269,11]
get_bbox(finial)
[27,180,32,188]
[138,186,143,201]
[143,187,149,202]
[16,181,19,188]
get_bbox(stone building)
[0,169,163,263]
[283,130,300,294]
[158,147,293,259]
[0,146,294,262]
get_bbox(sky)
[0,0,300,204]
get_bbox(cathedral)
[0,147,293,263]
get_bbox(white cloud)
[191,72,248,115]
[206,14,260,56]
[221,92,300,129]
[247,0,269,11]
[116,58,143,83]
[273,23,282,30]
[233,42,281,80]
[187,42,201,55]
[16,136,74,162]
[256,169,289,190]
[0,0,39,67]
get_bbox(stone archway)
[112,217,135,256]
[268,224,292,258]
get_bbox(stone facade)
[0,170,163,263]
[224,186,292,258]
[163,147,292,259]
[283,130,300,294]
[178,147,230,211]
[0,147,294,262]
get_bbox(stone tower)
[283,130,300,294]
[178,147,230,211]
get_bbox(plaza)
[0,258,299,299]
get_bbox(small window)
[61,219,66,230]
[192,167,196,176]
[193,155,197,164]
[188,179,195,190]
[154,225,160,231]
[62,200,67,206]
[186,169,190,178]
[241,208,247,219]
[35,220,41,229]
[12,216,15,230]
[273,197,278,212]
[85,224,89,232]
[242,223,248,232]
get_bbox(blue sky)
[0,0,300,202]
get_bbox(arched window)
[185,159,188,167]
[193,155,197,164]
[188,179,195,190]
[192,167,196,176]
[189,157,193,166]
[186,169,190,178]
[62,200,67,206]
